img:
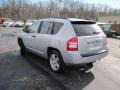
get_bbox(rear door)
[72,22,106,55]
[33,21,53,57]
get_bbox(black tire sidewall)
[19,40,26,56]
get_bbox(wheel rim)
[50,54,60,71]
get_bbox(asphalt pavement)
[0,27,120,90]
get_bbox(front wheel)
[19,40,26,56]
[49,50,65,73]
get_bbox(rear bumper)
[63,48,109,66]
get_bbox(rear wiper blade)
[92,32,100,34]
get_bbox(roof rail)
[46,16,68,19]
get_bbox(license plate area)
[88,40,101,50]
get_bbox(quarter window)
[53,22,64,34]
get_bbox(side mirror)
[23,26,30,33]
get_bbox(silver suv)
[18,18,108,72]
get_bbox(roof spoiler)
[71,21,96,24]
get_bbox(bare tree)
[0,0,120,21]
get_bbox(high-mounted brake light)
[67,37,78,51]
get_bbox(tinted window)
[40,21,50,34]
[29,22,40,33]
[72,24,102,36]
[53,22,63,34]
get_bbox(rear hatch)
[71,21,106,56]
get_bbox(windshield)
[72,24,103,36]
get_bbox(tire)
[19,40,26,56]
[49,50,65,73]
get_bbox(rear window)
[72,24,102,36]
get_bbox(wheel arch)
[47,47,62,58]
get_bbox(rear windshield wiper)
[92,32,100,35]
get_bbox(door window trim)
[38,21,43,33]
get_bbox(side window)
[29,22,40,33]
[53,22,64,34]
[40,21,50,34]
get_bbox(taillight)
[67,37,78,51]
